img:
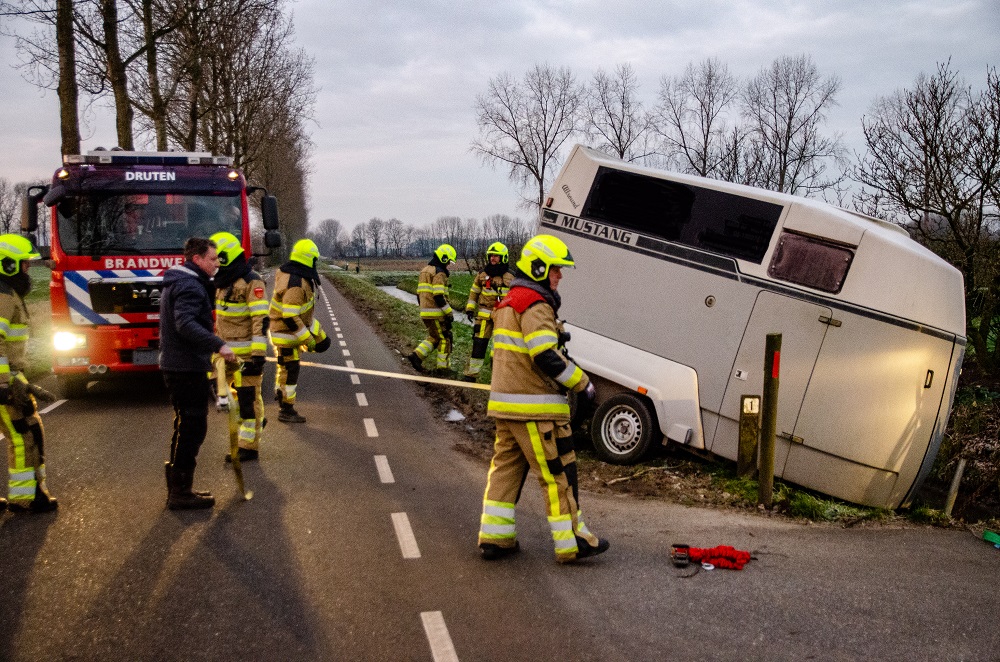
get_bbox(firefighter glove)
[443,314,453,331]
[583,382,596,406]
[466,310,476,324]
[314,336,331,353]
[0,383,9,405]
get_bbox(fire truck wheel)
[591,392,661,464]
[58,376,90,399]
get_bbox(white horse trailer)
[543,145,966,509]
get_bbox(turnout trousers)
[3,400,49,507]
[275,347,301,405]
[163,371,212,473]
[224,361,264,452]
[479,419,601,563]
[463,318,494,378]
[414,318,451,369]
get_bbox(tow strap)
[264,357,492,390]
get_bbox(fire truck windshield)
[56,192,242,255]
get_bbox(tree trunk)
[102,0,134,150]
[56,0,81,155]
[142,0,167,151]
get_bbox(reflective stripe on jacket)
[216,274,268,357]
[488,288,589,421]
[269,268,322,348]
[466,271,513,319]
[417,264,452,318]
[0,281,29,382]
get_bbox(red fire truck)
[22,150,281,396]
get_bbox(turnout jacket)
[465,270,513,320]
[417,263,452,319]
[488,278,590,421]
[159,262,225,372]
[215,269,268,358]
[0,280,30,384]
[268,264,327,350]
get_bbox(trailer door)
[711,291,831,465]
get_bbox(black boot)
[575,536,610,559]
[9,486,58,513]
[224,448,259,463]
[406,353,424,372]
[165,462,210,497]
[167,466,215,510]
[278,403,306,423]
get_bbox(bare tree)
[654,57,740,178]
[384,218,407,257]
[854,62,1000,373]
[472,64,584,210]
[363,217,386,258]
[743,54,846,194]
[584,63,655,163]
[350,222,367,258]
[310,218,345,258]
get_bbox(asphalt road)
[1,278,999,661]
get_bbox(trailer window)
[581,167,782,263]
[767,231,854,294]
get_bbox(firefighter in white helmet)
[210,232,269,461]
[405,243,457,376]
[268,238,330,423]
[461,241,513,382]
[0,235,57,513]
[478,234,609,563]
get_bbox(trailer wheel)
[59,376,89,399]
[591,393,661,464]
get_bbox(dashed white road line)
[363,418,378,437]
[345,360,355,368]
[336,333,344,338]
[356,392,368,407]
[374,455,395,483]
[351,375,361,385]
[342,349,351,357]
[421,612,460,662]
[391,512,421,559]
[339,340,348,347]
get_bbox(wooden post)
[758,333,781,508]
[944,458,967,518]
[738,395,761,478]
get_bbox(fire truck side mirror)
[21,185,48,233]
[261,195,279,231]
[264,230,281,249]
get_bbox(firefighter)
[461,242,513,382]
[210,232,268,462]
[405,243,456,376]
[0,235,57,513]
[269,238,331,423]
[478,234,609,563]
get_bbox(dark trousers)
[163,371,212,473]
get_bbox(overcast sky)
[0,0,996,232]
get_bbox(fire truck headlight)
[53,331,87,352]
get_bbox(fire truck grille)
[89,281,162,314]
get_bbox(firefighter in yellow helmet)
[0,235,57,513]
[268,238,330,423]
[210,232,269,461]
[405,243,456,376]
[461,242,513,382]
[478,234,608,563]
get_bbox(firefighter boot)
[166,467,215,510]
[224,448,259,463]
[10,486,58,513]
[164,462,210,497]
[405,353,424,372]
[575,536,610,560]
[278,402,306,423]
[480,541,520,561]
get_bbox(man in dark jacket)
[160,237,236,510]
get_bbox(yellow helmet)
[434,243,457,265]
[0,234,40,277]
[209,232,243,267]
[516,234,574,281]
[291,238,320,268]
[486,241,509,263]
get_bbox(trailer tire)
[58,376,89,399]
[591,393,661,464]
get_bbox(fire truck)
[22,150,281,397]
